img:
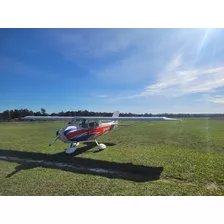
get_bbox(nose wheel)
[65,142,79,154]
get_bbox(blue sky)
[0,28,224,114]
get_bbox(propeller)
[49,135,59,146]
[36,121,71,146]
[49,129,62,146]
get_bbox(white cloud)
[209,97,224,104]
[128,53,224,98]
[165,53,182,71]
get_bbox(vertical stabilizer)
[111,111,119,125]
[112,111,120,118]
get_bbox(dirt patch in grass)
[206,183,219,190]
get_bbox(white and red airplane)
[23,112,181,154]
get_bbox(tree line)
[0,108,223,122]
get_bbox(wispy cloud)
[49,29,182,78]
[197,94,224,104]
[91,29,219,85]
[122,53,224,99]
[95,94,108,98]
[209,97,224,104]
[51,29,153,58]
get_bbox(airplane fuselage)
[57,122,116,143]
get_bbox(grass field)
[0,118,224,195]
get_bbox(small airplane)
[23,112,181,154]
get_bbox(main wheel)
[98,143,106,150]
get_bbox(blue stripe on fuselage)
[68,134,95,142]
[64,128,77,135]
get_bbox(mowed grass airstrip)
[0,118,223,195]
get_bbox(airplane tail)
[112,111,120,118]
[111,111,119,125]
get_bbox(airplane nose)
[56,130,59,136]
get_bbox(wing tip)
[163,117,182,122]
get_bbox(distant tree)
[65,111,72,116]
[58,111,65,116]
[35,111,42,116]
[40,108,46,115]
[2,110,11,121]
[1,107,224,122]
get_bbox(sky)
[0,28,224,114]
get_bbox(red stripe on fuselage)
[65,125,114,140]
[90,125,114,137]
[66,129,88,139]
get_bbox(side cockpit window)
[81,120,88,128]
[89,121,99,128]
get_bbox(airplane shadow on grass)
[0,143,163,182]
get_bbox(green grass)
[0,118,224,195]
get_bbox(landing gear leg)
[65,142,79,154]
[95,140,106,150]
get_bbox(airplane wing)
[23,116,181,122]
